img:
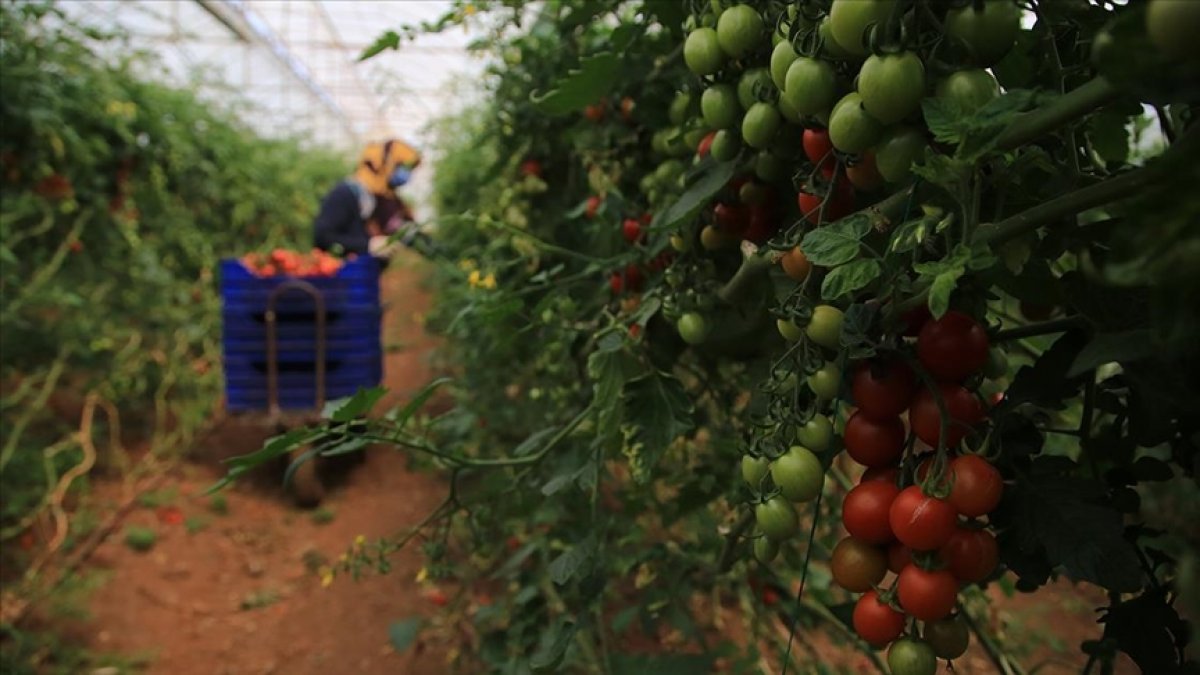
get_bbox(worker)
[312,139,420,259]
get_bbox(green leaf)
[821,259,880,301]
[531,53,621,116]
[1003,330,1089,410]
[922,98,964,144]
[799,214,871,266]
[840,303,879,359]
[385,377,451,425]
[621,371,694,474]
[657,160,738,231]
[549,538,594,585]
[609,654,716,675]
[388,618,423,653]
[1088,107,1132,166]
[927,266,965,319]
[530,618,578,672]
[326,386,387,421]
[206,427,323,494]
[358,30,401,62]
[1068,330,1157,377]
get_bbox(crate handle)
[265,280,326,417]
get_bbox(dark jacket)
[313,181,369,255]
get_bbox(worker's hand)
[368,235,400,259]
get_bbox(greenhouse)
[1,1,1198,673]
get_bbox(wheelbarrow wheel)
[288,446,325,508]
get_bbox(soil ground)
[42,252,1135,675]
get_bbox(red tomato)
[887,542,912,574]
[624,264,644,292]
[506,536,522,551]
[917,311,990,382]
[846,151,883,192]
[697,130,717,158]
[797,178,854,224]
[628,323,642,339]
[803,128,836,178]
[853,590,907,647]
[940,527,999,583]
[899,304,932,337]
[584,102,606,122]
[609,272,623,294]
[743,204,777,244]
[622,218,643,244]
[69,240,83,253]
[909,383,985,449]
[948,455,1003,517]
[713,202,749,235]
[888,485,958,551]
[520,159,542,177]
[842,481,900,545]
[843,411,906,469]
[640,212,653,226]
[586,195,602,219]
[620,96,635,122]
[860,466,899,484]
[426,588,450,607]
[897,565,959,621]
[762,587,781,606]
[852,358,917,419]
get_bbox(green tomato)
[685,27,725,75]
[754,536,779,563]
[669,233,689,252]
[711,129,741,162]
[887,637,938,675]
[828,93,884,153]
[738,68,775,108]
[756,496,800,540]
[857,51,926,124]
[777,318,803,342]
[755,151,788,182]
[771,446,824,502]
[874,126,927,183]
[677,312,710,345]
[742,454,770,488]
[777,93,804,124]
[1147,0,1200,62]
[683,127,708,150]
[937,69,1000,114]
[716,4,764,58]
[923,616,970,659]
[807,362,842,400]
[701,84,741,129]
[806,304,844,349]
[655,159,686,185]
[739,181,768,205]
[783,57,838,117]
[983,347,1009,380]
[818,17,853,59]
[741,102,782,149]
[669,91,696,126]
[945,0,1021,66]
[796,415,833,452]
[770,40,798,89]
[828,0,897,57]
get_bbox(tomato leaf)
[206,427,323,494]
[531,53,622,116]
[820,259,880,301]
[1002,329,1089,410]
[1006,470,1146,593]
[657,160,738,231]
[387,618,423,653]
[549,538,595,585]
[799,214,871,266]
[926,266,965,319]
[621,371,694,478]
[530,618,578,672]
[358,30,401,61]
[1068,329,1157,377]
[1100,587,1192,672]
[326,386,387,421]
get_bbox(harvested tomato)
[843,411,906,469]
[852,358,917,419]
[842,480,900,545]
[888,486,958,551]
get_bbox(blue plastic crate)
[222,304,381,343]
[223,352,383,412]
[219,257,381,311]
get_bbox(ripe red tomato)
[609,272,624,294]
[620,96,635,122]
[584,102,606,122]
[624,264,643,292]
[853,590,906,647]
[639,212,653,226]
[743,204,777,244]
[897,565,958,621]
[831,536,888,592]
[713,202,749,235]
[888,486,958,551]
[843,411,906,469]
[520,159,542,177]
[917,311,990,382]
[940,527,998,583]
[802,127,836,178]
[797,178,854,224]
[860,465,899,484]
[846,151,884,192]
[762,587,781,606]
[852,358,917,419]
[909,383,985,449]
[697,130,717,158]
[948,455,1003,517]
[622,218,643,244]
[887,542,912,574]
[842,480,900,545]
[585,195,602,219]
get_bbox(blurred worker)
[312,139,420,259]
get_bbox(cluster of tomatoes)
[240,248,344,278]
[832,310,1005,667]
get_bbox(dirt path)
[67,253,451,675]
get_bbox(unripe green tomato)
[756,496,800,540]
[742,454,770,488]
[770,40,798,89]
[742,102,782,149]
[818,17,853,59]
[771,446,825,502]
[677,312,710,345]
[777,318,804,341]
[739,181,768,205]
[683,127,708,151]
[984,347,1009,380]
[807,362,842,400]
[828,0,897,57]
[828,93,884,153]
[669,233,689,252]
[937,69,1000,114]
[702,84,741,129]
[700,224,733,250]
[783,57,838,117]
[669,92,696,126]
[887,637,938,675]
[857,51,926,124]
[777,93,804,124]
[874,126,927,183]
[754,536,779,563]
[796,415,833,452]
[684,28,725,76]
[806,304,844,349]
[754,152,787,182]
[710,129,741,162]
[738,68,775,109]
[945,0,1021,66]
[716,4,764,58]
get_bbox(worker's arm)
[313,182,369,255]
